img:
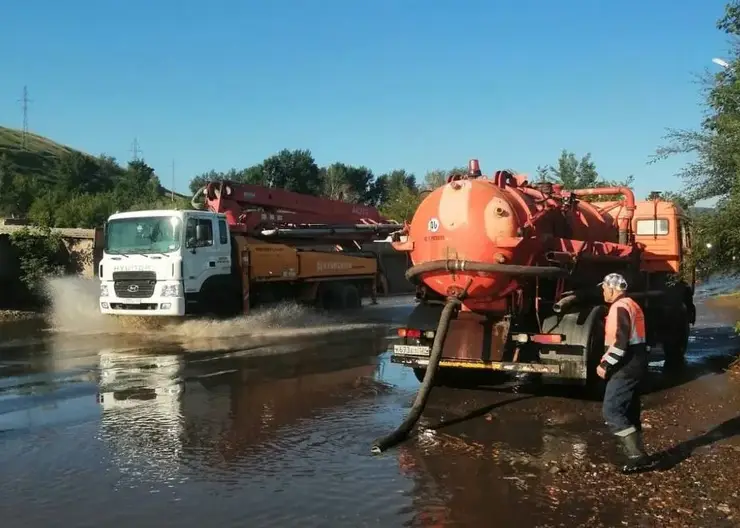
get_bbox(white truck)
[99,180,401,318]
[98,209,234,317]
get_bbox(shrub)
[8,227,66,299]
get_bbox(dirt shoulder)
[547,294,740,527]
[544,369,740,527]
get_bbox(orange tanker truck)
[372,159,695,453]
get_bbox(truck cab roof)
[107,209,227,221]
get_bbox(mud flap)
[539,304,607,394]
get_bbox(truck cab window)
[218,219,228,245]
[636,218,669,236]
[186,218,214,248]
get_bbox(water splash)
[41,276,383,354]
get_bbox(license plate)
[123,298,143,304]
[393,344,431,356]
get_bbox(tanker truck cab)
[99,209,234,317]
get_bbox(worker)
[596,272,658,474]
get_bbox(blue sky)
[0,0,733,204]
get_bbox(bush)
[9,227,66,298]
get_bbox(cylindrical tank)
[407,176,618,302]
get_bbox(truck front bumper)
[100,297,186,317]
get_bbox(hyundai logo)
[127,284,140,293]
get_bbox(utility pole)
[130,138,141,161]
[171,160,176,202]
[18,86,31,150]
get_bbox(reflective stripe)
[601,346,626,365]
[605,296,646,346]
[615,425,637,437]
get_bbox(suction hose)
[405,260,567,284]
[370,297,461,454]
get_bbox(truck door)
[183,215,224,292]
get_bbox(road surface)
[0,279,739,527]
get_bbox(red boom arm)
[195,180,401,241]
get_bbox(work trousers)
[602,354,648,437]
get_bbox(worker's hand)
[596,365,606,379]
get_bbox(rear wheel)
[412,367,508,388]
[540,304,607,400]
[318,282,362,311]
[584,310,607,400]
[663,303,690,369]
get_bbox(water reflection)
[98,351,185,483]
[95,330,391,486]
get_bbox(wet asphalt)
[1,279,739,527]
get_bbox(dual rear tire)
[318,282,362,311]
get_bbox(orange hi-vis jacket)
[599,296,647,377]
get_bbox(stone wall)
[0,226,101,309]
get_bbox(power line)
[130,137,141,161]
[17,86,32,150]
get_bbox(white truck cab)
[99,209,234,316]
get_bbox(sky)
[0,0,734,204]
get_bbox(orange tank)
[393,161,634,309]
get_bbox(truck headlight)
[100,284,109,297]
[161,284,181,297]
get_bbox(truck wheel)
[413,367,465,387]
[583,309,607,400]
[339,283,362,310]
[413,367,506,388]
[540,304,607,400]
[663,303,690,370]
[318,283,361,311]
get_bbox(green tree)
[651,0,740,273]
[542,150,599,189]
[261,149,323,195]
[113,160,160,209]
[0,154,17,215]
[53,151,109,195]
[321,163,374,203]
[422,167,468,190]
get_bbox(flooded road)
[1,278,740,527]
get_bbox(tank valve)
[494,206,505,217]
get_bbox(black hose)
[552,294,578,313]
[405,259,567,284]
[370,298,460,454]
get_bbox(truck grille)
[112,271,156,299]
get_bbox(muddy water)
[0,277,739,527]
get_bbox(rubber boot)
[618,431,658,474]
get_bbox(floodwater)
[0,277,739,527]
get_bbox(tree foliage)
[2,131,636,232]
[535,150,635,201]
[8,227,66,296]
[652,0,740,275]
[0,150,189,229]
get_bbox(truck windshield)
[105,216,183,254]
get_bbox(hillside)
[0,126,186,199]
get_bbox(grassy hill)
[0,126,186,199]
